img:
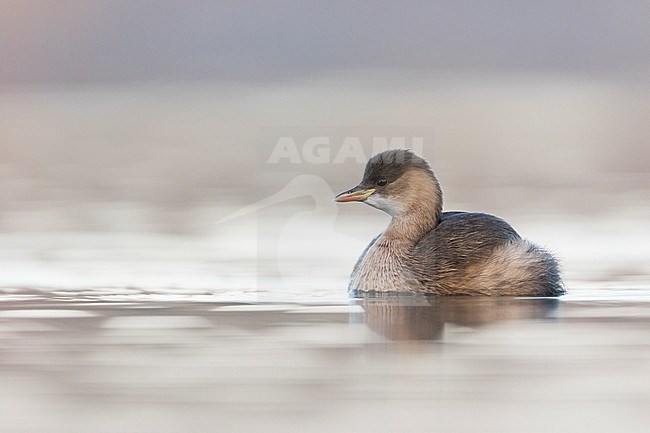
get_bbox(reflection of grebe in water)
[336,149,564,297]
[356,297,559,341]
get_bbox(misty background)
[3,5,650,433]
[1,1,649,290]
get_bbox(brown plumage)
[335,149,564,297]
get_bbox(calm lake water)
[1,216,649,433]
[1,288,649,433]
[1,81,649,432]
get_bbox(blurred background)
[1,1,649,293]
[2,4,650,433]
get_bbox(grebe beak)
[334,186,375,203]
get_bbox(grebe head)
[335,149,442,219]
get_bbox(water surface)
[1,80,649,432]
[1,287,649,433]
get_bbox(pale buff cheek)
[365,195,405,217]
[364,170,439,216]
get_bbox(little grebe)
[335,149,564,296]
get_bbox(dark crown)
[362,149,431,184]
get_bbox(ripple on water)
[102,315,213,329]
[0,309,99,318]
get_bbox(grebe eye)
[377,179,388,186]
